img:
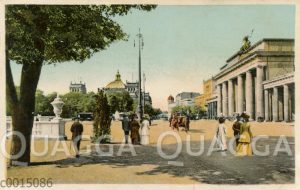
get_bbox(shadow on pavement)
[26,136,295,184]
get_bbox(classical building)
[213,38,294,122]
[69,81,87,94]
[206,94,218,119]
[206,81,218,119]
[195,78,215,109]
[194,95,204,107]
[101,70,152,106]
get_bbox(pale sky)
[11,5,295,111]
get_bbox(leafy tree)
[60,92,96,118]
[109,95,119,114]
[190,105,205,115]
[106,91,133,114]
[144,104,162,118]
[123,92,134,112]
[172,105,206,118]
[93,90,111,143]
[35,90,54,116]
[6,5,156,165]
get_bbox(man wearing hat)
[232,114,242,147]
[122,115,130,144]
[70,117,84,158]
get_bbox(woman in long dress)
[216,116,227,151]
[140,117,150,145]
[236,113,253,156]
[130,115,140,145]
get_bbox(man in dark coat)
[232,114,242,147]
[71,118,83,158]
[122,115,130,144]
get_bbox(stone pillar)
[264,89,269,121]
[211,103,214,119]
[217,84,222,116]
[222,82,228,116]
[273,87,279,121]
[228,79,234,117]
[284,84,289,122]
[256,65,264,120]
[214,101,217,118]
[208,103,211,119]
[246,71,253,119]
[237,74,244,114]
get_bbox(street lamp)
[134,28,144,122]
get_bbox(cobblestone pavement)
[7,120,295,184]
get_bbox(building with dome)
[102,70,126,94]
[100,70,152,106]
[167,95,176,118]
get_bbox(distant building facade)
[175,92,200,106]
[69,81,87,94]
[212,38,295,122]
[195,78,215,109]
[167,92,200,117]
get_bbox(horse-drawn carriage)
[169,114,190,132]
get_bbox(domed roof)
[168,95,174,101]
[105,70,126,89]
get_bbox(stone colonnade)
[217,65,265,120]
[216,65,294,122]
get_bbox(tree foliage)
[6,5,156,164]
[93,90,111,143]
[61,92,96,118]
[106,91,134,114]
[144,104,162,118]
[172,105,206,116]
[6,5,156,64]
[35,91,56,116]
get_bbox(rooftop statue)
[240,36,251,52]
[239,29,254,53]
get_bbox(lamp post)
[135,28,144,122]
[143,72,146,113]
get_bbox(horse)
[170,115,190,132]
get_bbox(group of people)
[69,114,151,158]
[215,112,253,156]
[121,114,150,145]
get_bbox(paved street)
[7,120,295,184]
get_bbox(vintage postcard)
[0,0,299,189]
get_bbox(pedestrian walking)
[122,115,130,144]
[70,117,83,158]
[140,116,150,145]
[215,114,227,151]
[236,112,253,156]
[232,114,242,147]
[130,115,140,145]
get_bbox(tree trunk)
[7,59,43,165]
